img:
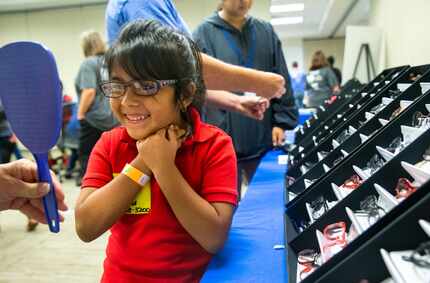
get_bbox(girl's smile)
[123,113,151,124]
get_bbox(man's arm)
[201,53,286,100]
[207,90,269,121]
[192,26,275,117]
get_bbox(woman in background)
[75,31,118,186]
[305,50,340,108]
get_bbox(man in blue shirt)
[290,61,306,108]
[193,0,298,196]
[106,0,190,45]
[105,0,289,120]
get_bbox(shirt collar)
[120,107,212,146]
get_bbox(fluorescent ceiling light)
[271,16,303,25]
[270,3,304,13]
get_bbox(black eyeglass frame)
[100,79,178,98]
[402,241,430,268]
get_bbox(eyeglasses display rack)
[312,182,430,283]
[286,65,430,195]
[294,78,363,145]
[284,64,430,283]
[288,66,408,174]
[293,76,383,147]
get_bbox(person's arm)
[77,88,96,120]
[0,159,68,222]
[76,59,99,120]
[134,126,236,253]
[74,130,151,242]
[75,165,147,242]
[74,127,187,242]
[192,26,275,113]
[207,90,269,120]
[326,68,341,94]
[201,53,285,99]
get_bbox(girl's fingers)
[167,126,178,142]
[157,128,167,138]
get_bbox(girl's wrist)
[130,158,152,176]
[152,160,176,178]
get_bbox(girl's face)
[109,64,184,140]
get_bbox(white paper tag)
[273,244,285,250]
[244,92,257,97]
[278,155,288,165]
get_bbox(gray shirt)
[75,55,118,131]
[305,66,339,107]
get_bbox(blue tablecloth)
[298,108,315,125]
[202,150,287,283]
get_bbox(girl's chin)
[126,129,151,141]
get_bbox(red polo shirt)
[82,108,238,283]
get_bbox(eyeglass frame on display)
[394,177,417,200]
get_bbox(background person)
[105,0,289,121]
[305,50,340,108]
[75,30,119,186]
[193,0,298,197]
[327,55,342,85]
[290,61,306,108]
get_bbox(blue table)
[202,150,287,283]
[298,108,316,125]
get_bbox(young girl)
[75,20,238,282]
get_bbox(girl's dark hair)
[104,20,206,132]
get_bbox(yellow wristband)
[121,163,150,186]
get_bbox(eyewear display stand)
[286,65,430,193]
[287,66,409,173]
[284,64,430,283]
[294,78,363,145]
[318,184,430,283]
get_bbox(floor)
[0,178,107,283]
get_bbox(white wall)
[0,4,106,99]
[281,37,304,71]
[302,38,345,72]
[368,0,430,68]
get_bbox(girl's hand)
[136,125,185,174]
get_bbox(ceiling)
[271,0,371,39]
[0,0,370,40]
[0,0,107,13]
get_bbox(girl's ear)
[182,82,196,108]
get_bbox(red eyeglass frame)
[394,178,417,199]
[342,175,362,190]
[322,221,348,255]
[298,249,319,280]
